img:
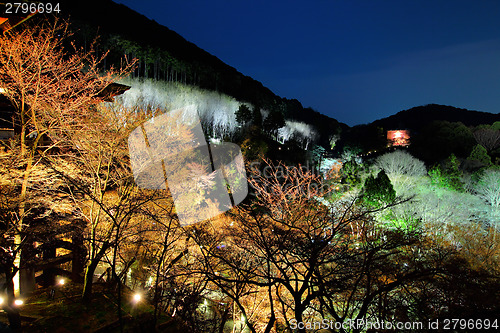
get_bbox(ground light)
[58,278,65,285]
[132,293,141,303]
[0,297,24,306]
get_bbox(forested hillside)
[59,0,343,150]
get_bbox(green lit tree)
[361,170,396,208]
[429,154,464,192]
[467,144,493,167]
[311,145,327,169]
[341,159,361,187]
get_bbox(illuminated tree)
[376,150,427,194]
[341,145,362,163]
[429,154,464,191]
[361,169,396,208]
[277,121,317,148]
[124,188,184,328]
[0,16,133,292]
[474,169,500,212]
[190,160,440,332]
[52,106,132,304]
[311,145,326,169]
[402,180,484,228]
[50,102,194,308]
[473,127,500,152]
[115,78,240,139]
[341,159,361,186]
[0,156,23,330]
[329,134,339,150]
[467,144,493,167]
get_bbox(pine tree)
[341,159,361,187]
[263,109,285,137]
[235,104,252,125]
[468,144,493,167]
[362,170,396,208]
[252,106,263,127]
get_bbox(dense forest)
[0,3,499,333]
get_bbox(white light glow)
[14,299,23,306]
[132,293,141,303]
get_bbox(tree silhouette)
[263,109,285,138]
[235,104,252,125]
[189,160,442,332]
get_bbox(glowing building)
[387,130,410,147]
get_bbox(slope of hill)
[57,0,343,148]
[60,0,275,102]
[371,104,500,131]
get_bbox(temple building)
[387,129,410,147]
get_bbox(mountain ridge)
[370,104,500,130]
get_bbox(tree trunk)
[111,227,123,333]
[82,243,110,303]
[82,260,99,303]
[39,246,56,287]
[3,265,22,332]
[72,230,85,283]
[152,234,169,327]
[294,301,306,333]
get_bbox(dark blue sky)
[116,0,500,126]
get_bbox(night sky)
[115,0,500,126]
